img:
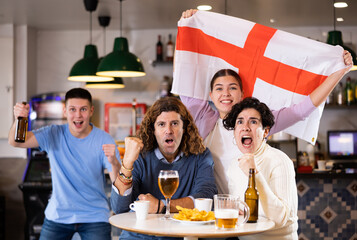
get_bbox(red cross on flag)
[172,11,346,144]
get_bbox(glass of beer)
[214,194,250,230]
[158,170,179,219]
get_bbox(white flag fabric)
[172,11,345,144]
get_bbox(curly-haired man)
[110,97,217,240]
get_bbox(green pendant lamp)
[85,16,125,89]
[327,1,357,71]
[96,0,145,78]
[86,77,125,89]
[68,0,114,82]
[327,31,357,71]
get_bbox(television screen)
[327,130,357,160]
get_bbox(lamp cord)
[333,0,336,31]
[224,0,227,15]
[103,26,106,54]
[120,0,123,37]
[90,11,93,44]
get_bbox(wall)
[0,25,13,139]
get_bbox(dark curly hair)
[138,97,205,156]
[210,69,243,92]
[223,97,275,130]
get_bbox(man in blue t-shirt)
[111,96,217,240]
[9,88,120,240]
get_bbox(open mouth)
[241,136,253,146]
[74,121,84,128]
[165,139,174,145]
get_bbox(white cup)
[195,198,213,212]
[317,160,327,170]
[129,200,150,220]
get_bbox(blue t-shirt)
[33,123,120,224]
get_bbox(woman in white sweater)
[223,97,298,240]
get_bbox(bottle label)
[245,199,258,222]
[156,46,163,61]
[167,45,174,58]
[347,90,353,103]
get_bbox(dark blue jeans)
[39,218,111,240]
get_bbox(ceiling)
[0,0,356,31]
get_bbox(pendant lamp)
[86,77,125,89]
[96,0,146,78]
[85,16,125,89]
[68,0,114,82]
[327,0,357,71]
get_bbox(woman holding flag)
[177,9,353,195]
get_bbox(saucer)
[171,218,215,225]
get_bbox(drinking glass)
[214,194,250,230]
[158,170,179,219]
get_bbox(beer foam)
[214,209,239,219]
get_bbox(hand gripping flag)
[171,11,346,144]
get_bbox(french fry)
[173,206,215,221]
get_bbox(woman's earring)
[232,137,237,145]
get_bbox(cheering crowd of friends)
[8,8,353,240]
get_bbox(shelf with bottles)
[267,138,297,145]
[150,60,173,67]
[153,33,174,66]
[324,104,357,109]
[326,76,357,107]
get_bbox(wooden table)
[109,212,275,240]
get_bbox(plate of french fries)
[172,206,215,224]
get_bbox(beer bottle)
[345,77,353,106]
[245,168,259,223]
[14,102,28,143]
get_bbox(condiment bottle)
[14,102,28,143]
[245,168,259,223]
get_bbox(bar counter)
[296,171,356,240]
[297,171,357,179]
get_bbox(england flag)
[171,10,346,144]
